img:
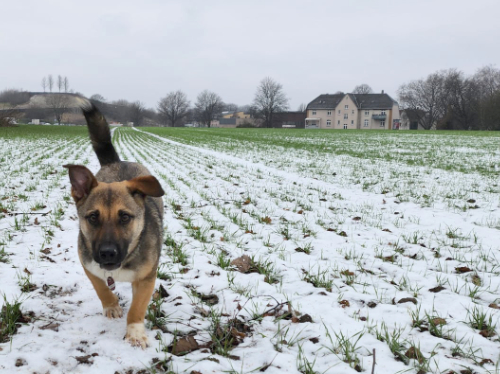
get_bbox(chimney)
[381,90,384,94]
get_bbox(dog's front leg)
[84,268,123,318]
[125,274,156,348]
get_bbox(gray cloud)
[1,0,499,109]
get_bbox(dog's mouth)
[100,262,122,271]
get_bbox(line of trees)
[8,66,499,130]
[41,75,70,93]
[2,75,291,127]
[90,95,153,127]
[154,77,290,128]
[398,65,500,130]
[253,77,289,128]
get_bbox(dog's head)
[63,165,164,271]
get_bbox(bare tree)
[48,75,54,92]
[479,91,500,130]
[297,103,307,112]
[253,77,289,128]
[398,72,445,130]
[41,77,47,92]
[473,65,500,130]
[441,69,480,130]
[0,89,23,126]
[0,89,30,106]
[474,65,500,100]
[237,104,251,113]
[224,103,238,114]
[399,65,500,131]
[63,76,69,93]
[142,107,159,126]
[157,90,190,127]
[194,90,224,127]
[90,93,106,103]
[46,93,70,124]
[129,101,146,126]
[0,106,19,127]
[352,84,373,94]
[57,75,63,92]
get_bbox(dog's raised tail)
[77,97,120,166]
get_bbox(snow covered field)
[1,126,500,374]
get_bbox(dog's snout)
[99,244,119,264]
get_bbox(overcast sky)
[1,0,499,110]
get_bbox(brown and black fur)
[64,100,164,348]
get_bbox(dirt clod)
[405,346,425,363]
[298,314,313,323]
[429,286,445,293]
[339,300,350,308]
[397,297,417,305]
[479,329,496,338]
[153,284,170,301]
[170,335,199,356]
[431,318,447,326]
[230,255,252,273]
[196,293,219,306]
[75,353,98,365]
[455,267,472,273]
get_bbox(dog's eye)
[87,213,99,224]
[120,213,131,224]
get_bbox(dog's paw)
[103,304,123,319]
[125,323,149,349]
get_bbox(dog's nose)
[98,244,119,264]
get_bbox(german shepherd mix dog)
[64,100,164,348]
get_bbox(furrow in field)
[1,127,500,373]
[143,129,500,222]
[111,128,500,373]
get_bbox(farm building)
[306,92,400,130]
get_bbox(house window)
[338,120,340,124]
[344,114,348,119]
[364,119,369,127]
[327,111,332,116]
[326,120,331,127]
[380,121,385,127]
[312,111,316,115]
[351,120,354,124]
[345,105,348,109]
[343,124,348,129]
[338,110,341,114]
[365,111,369,116]
[381,111,386,115]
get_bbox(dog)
[64,99,164,348]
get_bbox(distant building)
[272,111,306,128]
[400,109,432,130]
[212,118,237,128]
[306,92,400,129]
[221,111,251,119]
[212,116,260,128]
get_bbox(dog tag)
[107,276,116,291]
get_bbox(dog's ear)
[126,176,164,198]
[63,165,98,203]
